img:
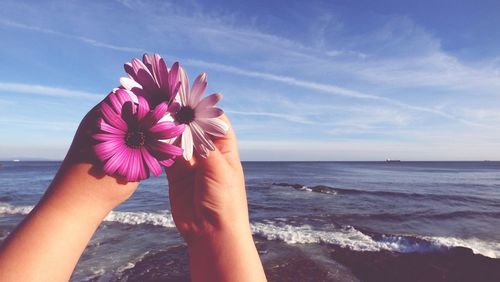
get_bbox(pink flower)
[169,66,229,160]
[120,53,180,108]
[93,89,184,182]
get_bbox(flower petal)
[150,122,185,139]
[194,93,222,110]
[181,127,193,160]
[149,140,183,158]
[141,147,162,176]
[124,62,138,81]
[137,149,148,180]
[115,89,134,106]
[159,159,175,167]
[177,66,189,105]
[103,146,129,175]
[194,107,223,119]
[120,77,143,91]
[118,148,133,179]
[150,102,168,123]
[189,73,207,106]
[98,118,125,135]
[94,140,124,161]
[196,117,229,137]
[101,102,127,130]
[93,133,123,142]
[190,126,209,158]
[136,95,150,120]
[190,122,216,151]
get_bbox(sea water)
[0,161,499,280]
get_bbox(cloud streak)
[0,82,101,101]
[226,109,314,124]
[0,18,489,127]
[0,19,146,53]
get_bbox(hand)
[62,104,139,209]
[166,115,267,282]
[0,102,139,281]
[166,114,248,242]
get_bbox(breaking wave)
[1,203,497,258]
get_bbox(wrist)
[46,161,138,216]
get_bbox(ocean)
[1,161,499,281]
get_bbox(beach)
[1,161,499,281]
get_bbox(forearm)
[187,226,267,282]
[0,161,135,281]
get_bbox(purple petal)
[150,122,185,139]
[140,147,162,176]
[158,58,170,91]
[98,118,125,135]
[115,89,134,107]
[149,140,183,158]
[168,63,180,102]
[93,133,123,142]
[177,66,189,105]
[103,146,130,175]
[101,102,127,130]
[167,102,181,115]
[124,63,138,81]
[137,149,149,181]
[117,148,133,179]
[194,93,222,110]
[169,81,181,105]
[107,92,122,114]
[121,101,137,125]
[94,140,124,161]
[136,95,150,120]
[159,158,175,167]
[194,107,223,119]
[150,102,168,123]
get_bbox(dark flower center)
[125,131,146,148]
[175,106,195,124]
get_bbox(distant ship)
[12,159,20,162]
[386,158,401,162]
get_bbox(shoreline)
[112,238,500,282]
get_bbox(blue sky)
[0,0,499,161]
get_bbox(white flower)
[168,66,229,160]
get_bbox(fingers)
[166,113,240,182]
[165,156,196,184]
[210,114,241,167]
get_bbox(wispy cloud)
[0,17,490,128]
[0,117,78,131]
[0,19,146,53]
[0,82,101,101]
[226,110,313,124]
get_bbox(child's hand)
[62,104,139,209]
[166,115,266,282]
[166,114,248,241]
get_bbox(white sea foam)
[251,222,436,253]
[0,203,33,215]
[424,236,500,259]
[1,203,498,258]
[0,203,175,228]
[104,210,175,228]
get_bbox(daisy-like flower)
[168,66,229,160]
[120,53,180,108]
[93,89,185,182]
